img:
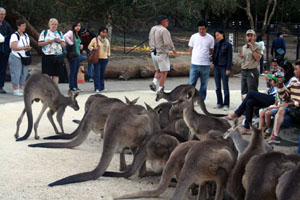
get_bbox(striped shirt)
[278,78,300,107]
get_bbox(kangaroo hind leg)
[33,104,48,139]
[47,110,59,134]
[56,107,66,134]
[15,108,26,139]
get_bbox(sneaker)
[223,106,229,111]
[149,82,156,92]
[88,78,94,82]
[76,88,83,92]
[252,117,259,125]
[95,89,100,93]
[70,88,77,92]
[268,136,280,144]
[13,89,23,96]
[0,88,6,94]
[102,88,108,92]
[214,104,223,109]
[19,89,24,96]
[265,128,272,134]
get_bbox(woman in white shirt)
[256,35,265,75]
[9,19,32,96]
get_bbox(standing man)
[271,32,286,58]
[0,7,13,94]
[188,20,214,100]
[149,15,178,93]
[238,29,261,99]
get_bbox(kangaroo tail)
[195,95,226,117]
[16,100,33,141]
[114,156,179,199]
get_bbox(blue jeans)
[68,57,80,89]
[235,91,275,129]
[94,58,108,91]
[79,53,94,79]
[260,55,264,74]
[188,64,210,100]
[214,66,229,106]
[0,53,9,89]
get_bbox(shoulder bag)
[87,38,99,64]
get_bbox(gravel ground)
[0,77,298,200]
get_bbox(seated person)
[268,61,300,144]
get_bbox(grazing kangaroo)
[103,130,182,178]
[169,139,236,200]
[171,88,231,140]
[113,140,200,199]
[242,151,295,200]
[156,84,226,117]
[226,125,266,200]
[15,74,79,141]
[276,162,300,200]
[224,128,273,158]
[47,103,161,186]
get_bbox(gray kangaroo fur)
[226,125,266,200]
[15,74,79,141]
[169,139,236,200]
[103,130,183,178]
[243,151,296,200]
[156,84,226,117]
[276,162,300,200]
[47,103,161,186]
[113,140,200,199]
[171,88,231,140]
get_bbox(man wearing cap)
[238,29,262,99]
[149,15,178,93]
[188,20,214,100]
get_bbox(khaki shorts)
[151,52,170,72]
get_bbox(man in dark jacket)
[271,32,286,57]
[0,7,13,94]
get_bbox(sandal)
[241,128,251,135]
[225,113,239,120]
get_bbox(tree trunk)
[260,0,277,37]
[106,12,113,42]
[245,0,255,29]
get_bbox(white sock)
[153,78,158,85]
[158,86,164,91]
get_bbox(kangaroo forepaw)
[14,134,19,139]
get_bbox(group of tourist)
[0,7,110,96]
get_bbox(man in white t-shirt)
[188,21,214,100]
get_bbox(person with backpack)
[64,21,83,92]
[0,7,13,94]
[8,19,31,96]
[38,18,65,85]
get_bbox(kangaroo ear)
[144,103,153,111]
[186,88,195,100]
[124,96,130,104]
[73,92,79,99]
[131,97,139,104]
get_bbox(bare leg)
[52,76,59,85]
[258,110,265,129]
[56,107,66,134]
[20,84,25,90]
[15,109,26,139]
[272,107,285,137]
[154,71,161,80]
[265,110,272,128]
[12,83,18,90]
[33,104,48,139]
[47,110,59,134]
[159,71,168,87]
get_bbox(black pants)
[0,53,9,88]
[241,68,259,95]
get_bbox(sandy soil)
[0,89,297,200]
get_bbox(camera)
[274,69,285,78]
[25,50,32,57]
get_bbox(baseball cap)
[246,29,256,35]
[157,15,168,23]
[267,74,278,82]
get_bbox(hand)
[173,50,178,58]
[238,52,243,58]
[80,44,83,50]
[225,70,230,76]
[93,46,99,51]
[25,46,32,51]
[55,38,62,43]
[209,55,213,61]
[248,41,253,51]
[47,39,54,44]
[82,50,87,55]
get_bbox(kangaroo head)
[171,88,194,110]
[155,92,164,102]
[145,103,160,129]
[223,127,239,139]
[67,91,80,111]
[125,96,139,105]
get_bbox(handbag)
[276,48,285,55]
[17,53,31,66]
[66,44,78,60]
[87,38,99,64]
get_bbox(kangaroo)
[47,103,161,187]
[242,151,296,200]
[169,139,236,200]
[224,128,273,158]
[103,130,183,178]
[276,162,300,200]
[226,125,267,200]
[163,119,189,141]
[113,140,200,199]
[156,84,226,117]
[171,88,231,140]
[15,74,79,141]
